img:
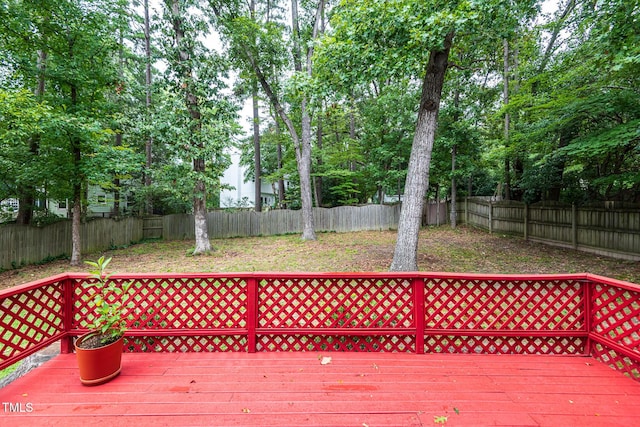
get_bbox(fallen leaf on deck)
[434,415,448,424]
[320,356,332,365]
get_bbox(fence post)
[488,201,493,234]
[60,276,75,354]
[247,276,258,353]
[572,204,578,250]
[524,204,529,240]
[413,277,425,354]
[465,198,469,225]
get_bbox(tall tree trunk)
[70,177,82,266]
[252,81,262,212]
[314,110,323,207]
[113,29,125,217]
[16,49,48,225]
[534,0,576,201]
[209,0,322,239]
[290,0,321,240]
[250,0,262,212]
[113,133,122,216]
[298,98,316,239]
[70,147,83,265]
[390,32,453,272]
[275,118,285,207]
[450,89,460,228]
[144,0,153,214]
[170,0,211,254]
[503,39,511,201]
[68,31,82,266]
[450,144,457,228]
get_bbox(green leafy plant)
[84,256,133,344]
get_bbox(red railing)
[1,272,639,381]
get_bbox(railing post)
[413,277,425,354]
[583,278,593,357]
[247,276,258,353]
[60,276,75,354]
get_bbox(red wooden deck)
[2,351,639,426]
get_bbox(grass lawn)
[1,226,639,289]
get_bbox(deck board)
[1,352,639,426]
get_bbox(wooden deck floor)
[1,352,639,426]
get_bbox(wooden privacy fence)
[0,218,143,271]
[162,205,402,240]
[2,201,638,270]
[1,271,639,382]
[0,206,400,271]
[463,198,640,261]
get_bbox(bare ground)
[1,226,639,290]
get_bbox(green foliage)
[1,0,638,231]
[154,1,239,216]
[0,89,51,201]
[84,256,133,343]
[504,0,640,203]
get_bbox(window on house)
[58,200,67,209]
[98,195,106,205]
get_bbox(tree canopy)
[1,0,637,267]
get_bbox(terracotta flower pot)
[75,331,124,386]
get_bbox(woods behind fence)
[1,200,639,271]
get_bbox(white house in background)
[48,187,131,218]
[2,188,129,221]
[219,148,276,209]
[4,149,272,218]
[0,198,19,220]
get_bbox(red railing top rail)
[585,273,640,292]
[5,271,639,298]
[0,272,71,298]
[0,270,595,285]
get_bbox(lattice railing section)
[2,272,640,382]
[590,281,640,380]
[71,276,249,352]
[0,278,67,369]
[423,277,586,354]
[257,277,415,352]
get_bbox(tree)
[506,0,640,204]
[160,0,238,254]
[318,0,536,271]
[143,0,154,214]
[1,0,131,265]
[0,89,51,216]
[209,0,324,240]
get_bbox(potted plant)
[75,256,133,386]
